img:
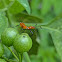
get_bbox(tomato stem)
[23,52,31,62]
[7,47,19,61]
[18,53,23,62]
[2,56,17,62]
[1,56,9,61]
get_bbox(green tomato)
[0,43,4,57]
[1,28,18,46]
[13,33,32,53]
[0,58,7,62]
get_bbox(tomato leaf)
[41,13,62,61]
[17,0,31,14]
[0,0,5,9]
[53,0,62,15]
[8,0,25,14]
[42,0,51,15]
[0,12,8,39]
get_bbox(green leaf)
[53,0,62,15]
[0,0,13,12]
[38,29,49,47]
[30,0,41,17]
[17,0,31,14]
[42,0,51,15]
[0,12,8,39]
[8,13,43,27]
[8,0,25,14]
[41,13,62,61]
[3,45,12,58]
[14,13,42,23]
[50,31,61,61]
[5,0,11,4]
[0,0,5,9]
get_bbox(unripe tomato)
[0,43,4,57]
[13,33,32,53]
[0,58,7,62]
[1,28,18,46]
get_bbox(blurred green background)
[0,0,62,62]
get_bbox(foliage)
[0,0,62,62]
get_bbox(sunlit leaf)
[17,0,31,14]
[8,0,25,14]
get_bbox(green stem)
[2,56,17,62]
[6,10,13,26]
[7,47,19,61]
[18,53,23,62]
[1,56,9,61]
[23,52,31,62]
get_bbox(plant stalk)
[23,52,31,62]
[7,47,19,61]
[18,53,23,62]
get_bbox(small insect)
[28,26,35,29]
[20,22,35,29]
[20,22,27,29]
[20,22,35,35]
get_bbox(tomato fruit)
[1,28,18,46]
[0,58,7,62]
[13,33,32,53]
[0,43,4,57]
